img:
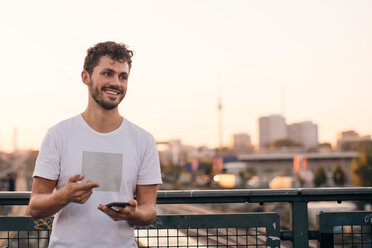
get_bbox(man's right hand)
[30,175,99,219]
[60,174,100,204]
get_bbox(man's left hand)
[98,200,137,222]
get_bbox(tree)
[313,166,327,187]
[332,164,347,186]
[239,167,256,181]
[352,146,372,187]
[341,140,372,152]
[295,173,305,187]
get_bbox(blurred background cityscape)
[2,113,371,192]
[156,114,371,190]
[1,113,371,229]
[1,1,372,226]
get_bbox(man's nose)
[111,75,121,86]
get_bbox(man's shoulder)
[48,114,81,133]
[124,119,154,140]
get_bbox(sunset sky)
[0,0,371,152]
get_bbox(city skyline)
[3,113,369,153]
[0,0,372,152]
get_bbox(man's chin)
[91,93,124,110]
[100,103,119,110]
[94,99,119,110]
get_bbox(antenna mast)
[13,127,18,153]
[217,84,223,155]
[281,85,285,116]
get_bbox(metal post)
[291,201,309,248]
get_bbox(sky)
[0,0,371,152]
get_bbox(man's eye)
[104,72,112,76]
[120,75,128,80]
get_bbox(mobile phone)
[106,202,131,210]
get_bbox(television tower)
[281,85,285,116]
[217,94,223,155]
[13,126,18,153]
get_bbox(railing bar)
[196,228,199,247]
[177,228,179,248]
[361,225,364,246]
[206,227,208,247]
[2,188,372,205]
[148,227,150,248]
[48,230,51,246]
[146,228,149,247]
[216,228,218,248]
[187,228,189,248]
[255,226,258,246]
[226,227,228,247]
[157,228,159,248]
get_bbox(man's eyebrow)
[102,68,115,72]
[102,68,128,75]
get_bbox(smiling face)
[84,55,130,110]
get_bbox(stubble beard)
[89,79,124,110]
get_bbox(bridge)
[237,152,358,178]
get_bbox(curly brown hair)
[83,41,134,75]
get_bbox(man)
[29,41,162,247]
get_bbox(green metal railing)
[136,213,280,247]
[1,187,372,247]
[0,214,280,247]
[317,211,372,247]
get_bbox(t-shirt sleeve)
[33,128,61,180]
[137,134,162,185]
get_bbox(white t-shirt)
[33,114,162,248]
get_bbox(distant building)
[287,121,318,149]
[158,139,194,166]
[169,139,182,165]
[238,151,358,185]
[189,146,215,158]
[231,133,253,154]
[336,130,371,151]
[259,115,319,153]
[259,115,287,150]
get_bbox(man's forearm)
[29,174,99,219]
[127,204,157,226]
[29,190,67,219]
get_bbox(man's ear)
[81,70,90,85]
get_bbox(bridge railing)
[1,187,372,247]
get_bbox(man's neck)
[81,105,123,133]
